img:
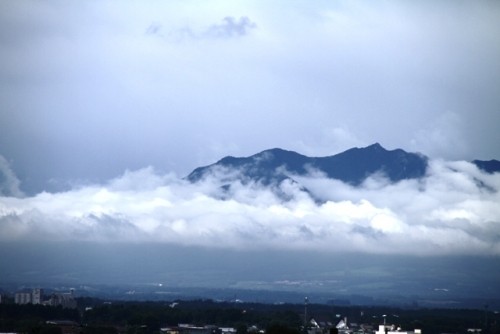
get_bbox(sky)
[1,1,500,263]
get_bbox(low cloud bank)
[0,160,499,256]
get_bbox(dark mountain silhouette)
[187,143,429,186]
[472,159,500,174]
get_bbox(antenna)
[304,297,309,328]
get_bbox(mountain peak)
[187,144,428,185]
[366,142,384,150]
[472,159,500,174]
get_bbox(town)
[0,288,497,334]
[11,288,77,309]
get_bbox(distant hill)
[187,144,500,189]
[187,143,429,186]
[472,159,500,174]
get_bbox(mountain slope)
[472,159,500,174]
[308,143,428,184]
[187,143,428,186]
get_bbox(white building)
[14,288,44,305]
[14,292,32,305]
[32,288,43,304]
[375,325,421,334]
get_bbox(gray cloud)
[145,23,162,36]
[149,16,257,42]
[0,155,24,198]
[1,160,499,256]
[206,16,256,38]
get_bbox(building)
[46,292,76,309]
[32,288,43,304]
[14,288,44,305]
[14,291,32,305]
[374,324,421,334]
[13,287,76,308]
[160,324,220,334]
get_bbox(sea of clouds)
[1,157,499,256]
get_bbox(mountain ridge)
[187,143,429,186]
[472,159,500,174]
[188,144,500,188]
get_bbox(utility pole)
[304,297,309,329]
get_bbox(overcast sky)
[1,1,500,257]
[1,0,499,192]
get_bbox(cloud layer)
[1,159,499,256]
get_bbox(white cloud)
[1,160,499,256]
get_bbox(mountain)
[187,143,429,186]
[472,159,500,174]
